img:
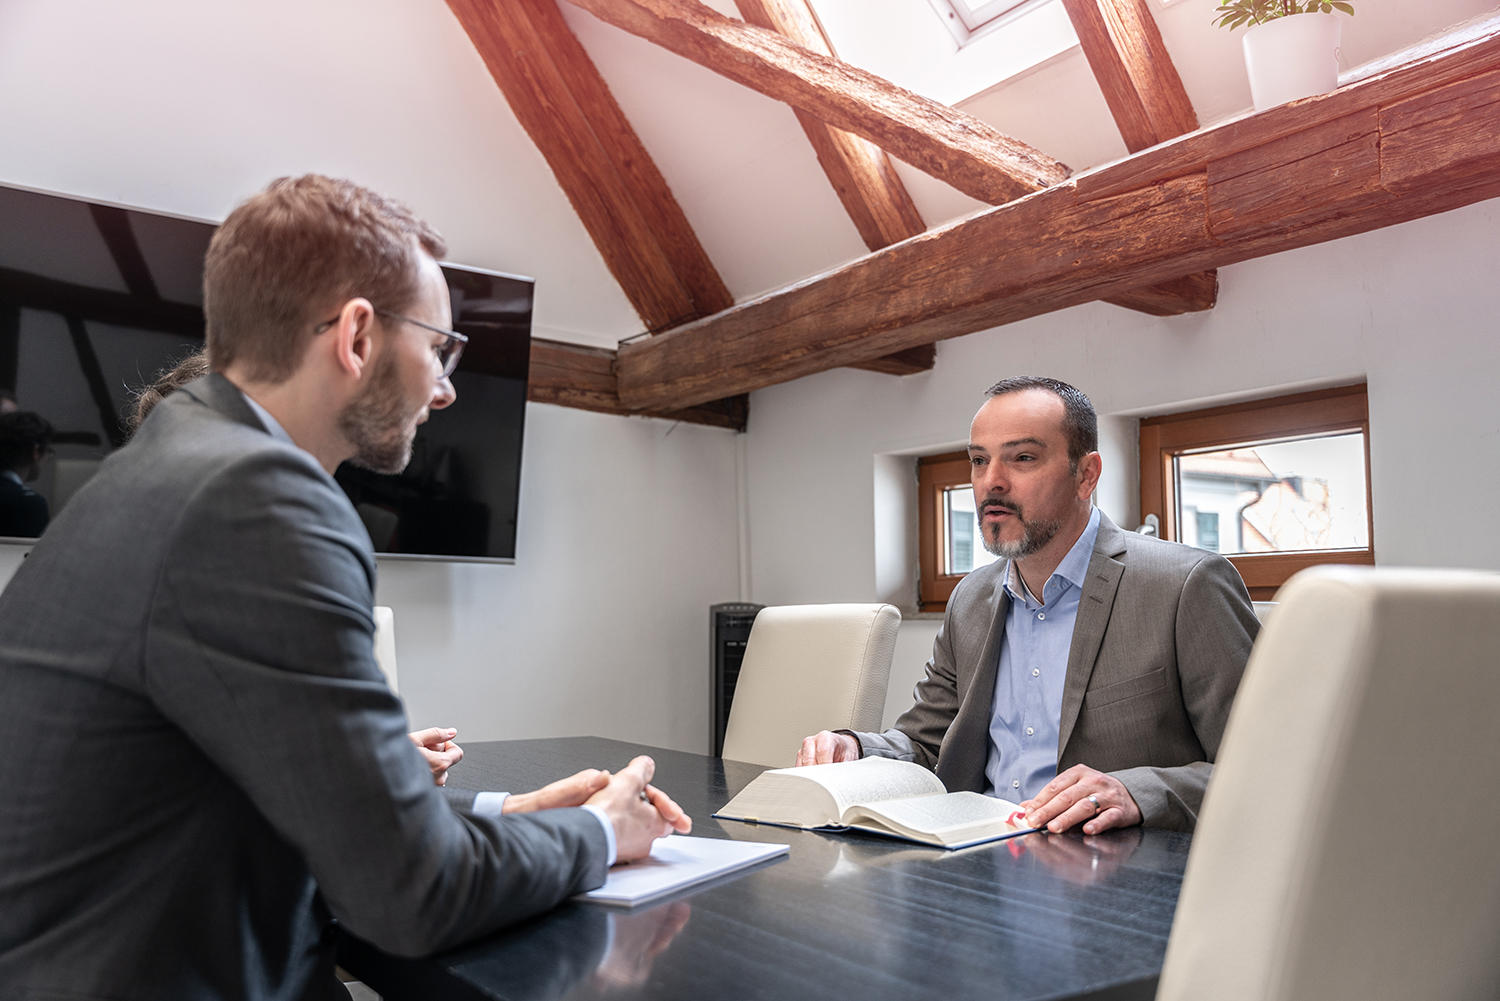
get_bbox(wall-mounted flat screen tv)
[0,182,530,561]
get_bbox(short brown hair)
[203,174,446,382]
[985,376,1098,468]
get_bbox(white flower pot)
[1242,12,1343,111]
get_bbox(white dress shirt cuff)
[471,791,509,816]
[582,804,618,866]
[470,793,615,865]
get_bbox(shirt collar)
[1003,506,1102,605]
[236,389,295,447]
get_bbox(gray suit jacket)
[855,513,1258,830]
[0,375,608,1000]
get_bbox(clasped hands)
[796,730,1141,835]
[408,729,689,859]
[503,755,692,861]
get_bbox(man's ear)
[1076,451,1103,500]
[329,298,377,378]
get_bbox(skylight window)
[928,0,1055,45]
[812,0,1078,107]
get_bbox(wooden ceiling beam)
[1061,0,1198,152]
[614,26,1500,411]
[1061,0,1217,317]
[731,0,933,377]
[529,338,747,430]
[563,0,1069,204]
[444,0,732,333]
[732,0,926,251]
[446,0,919,397]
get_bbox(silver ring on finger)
[1087,794,1100,812]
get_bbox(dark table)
[339,737,1190,1001]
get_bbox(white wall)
[742,197,1500,725]
[0,0,743,754]
[377,403,740,751]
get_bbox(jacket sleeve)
[143,445,608,957]
[1109,553,1258,829]
[852,581,976,772]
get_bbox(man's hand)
[502,768,611,814]
[408,727,463,787]
[1019,764,1142,835]
[795,730,861,766]
[585,755,692,862]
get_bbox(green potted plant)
[1213,1,1355,111]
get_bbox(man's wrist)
[833,729,864,759]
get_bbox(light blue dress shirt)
[984,507,1100,802]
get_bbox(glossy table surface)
[339,737,1190,1001]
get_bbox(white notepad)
[575,834,788,908]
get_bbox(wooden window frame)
[917,450,972,612]
[1139,384,1374,601]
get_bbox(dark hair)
[0,410,54,469]
[129,349,211,434]
[984,376,1098,466]
[203,174,446,382]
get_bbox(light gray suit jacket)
[855,513,1258,830]
[0,375,609,1000]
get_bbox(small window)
[1139,384,1374,600]
[918,450,999,612]
[927,0,1053,44]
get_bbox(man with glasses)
[0,174,689,1000]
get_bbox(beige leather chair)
[1157,566,1500,1001]
[371,605,399,693]
[721,603,900,768]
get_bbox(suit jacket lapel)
[936,573,1009,793]
[1058,514,1127,755]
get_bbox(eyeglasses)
[314,309,468,379]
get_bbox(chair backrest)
[721,603,900,767]
[372,605,399,693]
[1157,566,1500,1001]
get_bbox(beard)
[337,352,419,474]
[978,498,1063,560]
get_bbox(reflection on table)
[340,737,1190,1001]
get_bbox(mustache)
[979,496,1022,517]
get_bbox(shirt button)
[1025,727,1034,736]
[1032,668,1040,677]
[1037,612,1046,620]
[1012,780,1021,789]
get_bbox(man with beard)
[797,377,1257,834]
[0,175,689,1000]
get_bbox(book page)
[844,791,1031,847]
[716,757,947,828]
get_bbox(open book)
[714,757,1040,850]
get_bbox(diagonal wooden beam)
[614,23,1500,411]
[1061,0,1217,316]
[733,0,925,251]
[89,205,161,300]
[528,338,747,429]
[731,0,932,377]
[564,0,1069,204]
[446,0,921,387]
[1061,0,1198,152]
[445,0,733,332]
